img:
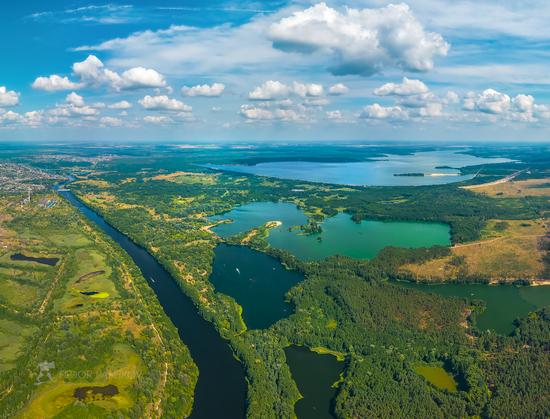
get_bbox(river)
[57,187,246,419]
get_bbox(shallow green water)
[269,212,450,260]
[285,346,345,419]
[209,243,303,329]
[414,364,457,392]
[398,282,550,335]
[211,202,450,260]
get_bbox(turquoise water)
[210,202,450,260]
[397,281,550,334]
[207,150,513,186]
[269,213,450,260]
[210,202,307,237]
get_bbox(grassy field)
[0,193,197,418]
[148,171,219,185]
[20,344,140,418]
[464,177,550,198]
[400,218,548,282]
[0,318,38,372]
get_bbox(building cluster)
[0,163,63,194]
[34,154,118,164]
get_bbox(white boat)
[236,268,241,274]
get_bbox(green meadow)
[0,194,197,418]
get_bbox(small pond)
[414,364,458,392]
[10,253,59,266]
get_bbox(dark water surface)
[58,187,246,419]
[10,253,59,266]
[210,244,303,329]
[285,346,345,419]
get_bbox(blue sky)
[1,0,550,142]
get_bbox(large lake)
[210,202,450,260]
[206,150,513,186]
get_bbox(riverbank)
[58,187,247,419]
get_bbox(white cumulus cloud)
[374,78,429,96]
[47,92,103,119]
[248,80,291,100]
[0,110,44,127]
[33,55,167,92]
[463,89,510,114]
[0,86,20,107]
[269,2,449,76]
[143,115,173,124]
[100,116,123,127]
[108,100,132,109]
[139,95,192,111]
[181,83,225,97]
[369,78,451,119]
[118,66,166,90]
[239,104,304,121]
[328,83,349,95]
[292,82,323,98]
[32,75,83,92]
[361,104,408,120]
[248,80,324,100]
[463,88,550,122]
[65,92,85,107]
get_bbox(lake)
[397,281,550,335]
[206,150,513,186]
[209,244,304,329]
[285,346,345,419]
[210,202,450,260]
